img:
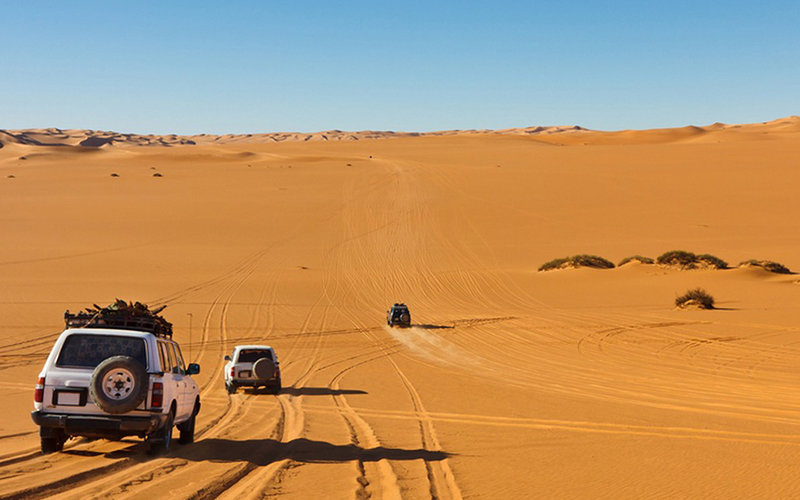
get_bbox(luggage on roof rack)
[64,299,172,338]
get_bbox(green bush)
[539,255,615,271]
[675,288,715,309]
[657,250,727,269]
[618,255,654,266]
[657,250,697,267]
[539,257,571,271]
[696,254,728,269]
[738,259,791,274]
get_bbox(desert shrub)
[738,259,791,274]
[153,172,163,177]
[657,250,697,267]
[571,255,615,269]
[539,257,571,271]
[696,254,728,269]
[618,255,654,266]
[657,250,726,269]
[675,288,715,309]
[110,173,120,177]
[539,255,614,271]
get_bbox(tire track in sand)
[0,254,263,499]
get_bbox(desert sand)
[1,117,800,498]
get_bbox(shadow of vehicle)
[413,324,454,330]
[172,437,451,466]
[278,387,368,396]
[243,386,367,396]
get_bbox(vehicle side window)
[157,341,169,373]
[173,344,187,374]
[162,342,175,374]
[169,343,184,375]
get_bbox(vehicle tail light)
[34,377,45,403]
[151,382,163,408]
[230,367,235,378]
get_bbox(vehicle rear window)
[56,334,147,368]
[237,349,273,363]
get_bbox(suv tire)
[89,355,149,414]
[178,402,198,444]
[226,382,237,394]
[40,428,65,454]
[145,409,173,455]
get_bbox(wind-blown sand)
[1,117,799,498]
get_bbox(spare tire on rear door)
[253,357,276,380]
[89,355,148,414]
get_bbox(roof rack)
[65,299,172,338]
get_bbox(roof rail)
[65,299,172,338]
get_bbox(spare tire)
[400,313,410,324]
[253,357,276,379]
[90,355,148,414]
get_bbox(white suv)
[31,305,201,455]
[224,345,281,394]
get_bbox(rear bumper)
[230,378,278,387]
[31,410,166,437]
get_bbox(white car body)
[32,328,200,452]
[224,345,281,393]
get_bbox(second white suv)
[31,302,201,455]
[224,345,281,394]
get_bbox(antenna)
[187,312,193,361]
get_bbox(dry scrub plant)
[738,259,791,274]
[675,288,715,309]
[539,255,615,271]
[618,255,654,266]
[657,250,727,269]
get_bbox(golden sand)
[1,117,799,498]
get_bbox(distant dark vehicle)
[387,303,411,328]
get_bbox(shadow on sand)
[278,387,367,396]
[174,437,451,466]
[413,323,454,330]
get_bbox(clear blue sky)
[2,1,798,134]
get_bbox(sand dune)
[1,117,800,498]
[2,117,797,153]
[0,125,590,153]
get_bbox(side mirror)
[186,363,200,375]
[224,355,231,361]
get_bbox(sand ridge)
[0,124,588,150]
[2,116,798,153]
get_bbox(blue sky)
[2,1,798,134]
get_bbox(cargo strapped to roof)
[64,299,172,338]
